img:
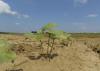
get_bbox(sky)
[0,0,100,33]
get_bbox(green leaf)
[37,29,43,34]
[49,30,71,40]
[41,23,58,32]
[33,33,44,41]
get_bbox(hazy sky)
[0,0,100,32]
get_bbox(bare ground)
[0,34,100,71]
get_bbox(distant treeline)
[0,32,100,38]
[70,33,100,38]
[0,32,24,35]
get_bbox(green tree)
[25,23,71,61]
[39,23,71,61]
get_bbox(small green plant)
[0,40,16,71]
[39,23,58,54]
[39,23,71,61]
[25,23,71,61]
[0,40,16,63]
[48,30,71,61]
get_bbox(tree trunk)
[49,38,55,62]
[40,40,43,54]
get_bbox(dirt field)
[0,33,100,71]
